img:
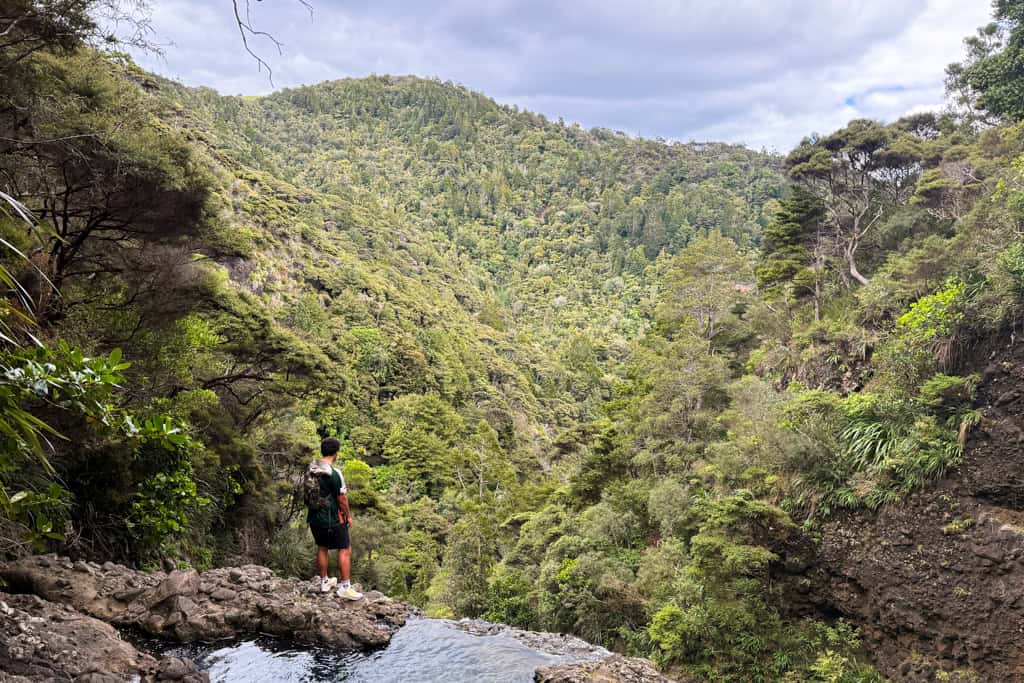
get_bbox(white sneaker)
[320,577,338,593]
[337,585,363,601]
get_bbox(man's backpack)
[302,466,332,510]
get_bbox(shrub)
[877,279,971,391]
[265,520,313,578]
[781,387,968,514]
[483,565,538,628]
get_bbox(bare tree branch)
[230,0,314,86]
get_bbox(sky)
[130,0,994,151]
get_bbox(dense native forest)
[4,0,1024,680]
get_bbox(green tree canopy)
[947,0,1024,121]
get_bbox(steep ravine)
[0,556,671,682]
[790,338,1024,682]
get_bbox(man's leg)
[334,524,360,600]
[336,546,361,600]
[316,545,329,578]
[338,548,351,582]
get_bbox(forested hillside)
[5,1,1024,681]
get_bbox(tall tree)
[947,0,1024,122]
[0,50,212,321]
[756,189,827,319]
[0,0,150,61]
[785,120,920,287]
[656,230,753,343]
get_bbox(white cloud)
[130,0,994,150]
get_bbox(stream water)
[153,617,608,682]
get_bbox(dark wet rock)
[456,618,611,661]
[535,654,679,682]
[447,619,673,683]
[0,557,411,649]
[0,591,206,682]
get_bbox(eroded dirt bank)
[789,340,1024,682]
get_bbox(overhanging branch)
[231,0,314,86]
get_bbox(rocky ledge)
[0,555,410,649]
[534,654,678,682]
[1,555,672,682]
[452,620,678,682]
[0,591,206,683]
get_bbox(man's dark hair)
[321,437,341,457]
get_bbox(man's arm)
[332,468,350,526]
[337,492,351,526]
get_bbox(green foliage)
[430,513,500,618]
[568,421,628,504]
[942,516,976,535]
[785,118,925,288]
[895,280,967,339]
[779,385,971,514]
[1,484,69,553]
[5,7,1022,681]
[919,373,979,410]
[129,460,211,557]
[947,1,1024,121]
[0,337,202,555]
[878,279,971,389]
[998,240,1024,291]
[264,519,313,578]
[381,393,464,497]
[341,458,377,507]
[657,230,754,342]
[0,344,129,463]
[757,189,826,301]
[646,491,880,680]
[483,566,538,627]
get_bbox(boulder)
[535,654,679,682]
[147,570,200,608]
[0,591,206,682]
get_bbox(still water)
[161,618,604,682]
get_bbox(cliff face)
[798,340,1024,682]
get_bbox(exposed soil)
[790,338,1024,682]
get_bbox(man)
[305,437,363,600]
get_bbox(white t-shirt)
[332,465,348,494]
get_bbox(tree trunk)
[846,246,869,286]
[814,278,821,322]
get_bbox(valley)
[4,2,1024,681]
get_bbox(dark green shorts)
[310,523,349,550]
